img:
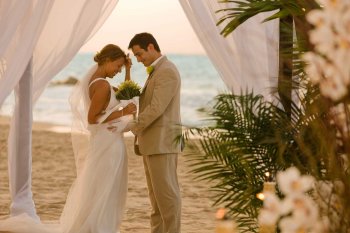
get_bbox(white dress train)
[0,76,136,233]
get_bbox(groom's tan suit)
[134,56,182,233]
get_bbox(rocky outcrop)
[51,76,78,85]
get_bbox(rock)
[51,76,78,85]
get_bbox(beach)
[0,116,216,232]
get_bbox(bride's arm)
[102,103,136,123]
[88,81,123,124]
[125,67,131,81]
[124,54,132,81]
[111,55,132,92]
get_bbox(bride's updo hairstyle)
[94,44,126,66]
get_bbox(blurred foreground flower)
[303,0,350,101]
[258,167,328,233]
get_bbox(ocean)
[0,53,226,127]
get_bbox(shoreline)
[0,115,134,137]
[0,115,71,134]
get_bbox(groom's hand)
[124,120,137,133]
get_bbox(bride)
[0,44,137,233]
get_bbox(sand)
[0,116,216,232]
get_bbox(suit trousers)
[143,153,181,233]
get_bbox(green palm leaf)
[184,92,283,232]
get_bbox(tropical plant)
[183,0,350,232]
[183,92,285,232]
[216,0,318,37]
[184,84,349,232]
[216,0,319,115]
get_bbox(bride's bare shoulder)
[89,77,109,87]
[88,78,110,99]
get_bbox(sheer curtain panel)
[0,0,119,220]
[179,0,279,100]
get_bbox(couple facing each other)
[0,32,182,233]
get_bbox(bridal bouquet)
[115,80,141,123]
[115,80,141,100]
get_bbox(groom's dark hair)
[128,32,161,52]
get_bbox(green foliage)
[216,0,319,90]
[184,87,350,232]
[184,92,285,232]
[182,1,350,232]
[216,0,319,37]
[275,85,350,232]
[115,80,141,100]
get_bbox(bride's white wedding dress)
[0,66,137,233]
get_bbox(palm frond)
[184,91,285,232]
[216,0,314,37]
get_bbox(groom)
[129,32,182,233]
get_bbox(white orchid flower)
[293,196,319,227]
[319,73,348,101]
[279,215,304,233]
[304,0,350,100]
[277,167,315,196]
[258,193,282,225]
[302,52,326,84]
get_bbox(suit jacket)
[134,56,182,155]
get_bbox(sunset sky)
[80,0,206,55]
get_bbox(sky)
[80,0,206,55]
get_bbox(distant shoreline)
[0,115,134,137]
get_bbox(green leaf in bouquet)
[115,80,141,100]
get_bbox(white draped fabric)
[179,0,279,100]
[0,1,53,106]
[0,0,119,219]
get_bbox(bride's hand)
[123,103,137,116]
[124,54,132,70]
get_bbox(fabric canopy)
[179,0,279,100]
[0,0,119,219]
